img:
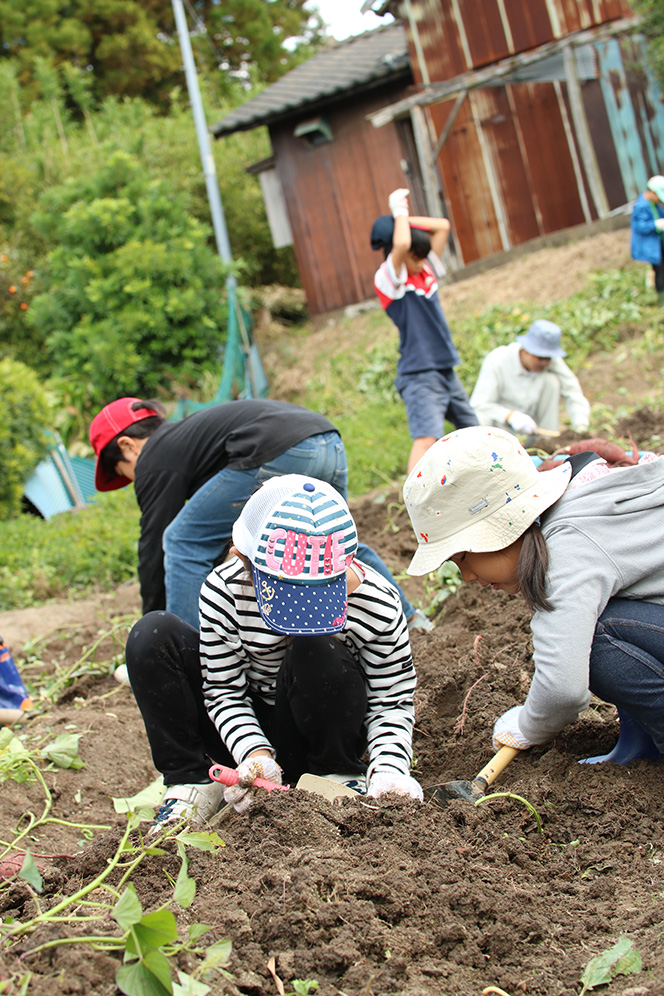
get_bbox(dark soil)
[1,409,663,996]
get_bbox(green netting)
[172,283,268,421]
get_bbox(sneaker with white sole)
[148,781,225,836]
[407,608,435,633]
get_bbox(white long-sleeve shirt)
[470,341,590,431]
[198,558,416,780]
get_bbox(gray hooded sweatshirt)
[520,456,664,743]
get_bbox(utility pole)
[171,1,260,398]
[171,0,234,269]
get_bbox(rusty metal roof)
[211,20,409,137]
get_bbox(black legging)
[125,611,368,786]
[653,259,664,294]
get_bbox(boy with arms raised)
[372,188,477,473]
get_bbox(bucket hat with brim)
[403,426,572,576]
[516,319,566,358]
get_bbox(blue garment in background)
[630,193,664,265]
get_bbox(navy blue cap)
[370,214,395,251]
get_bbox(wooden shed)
[367,0,664,266]
[211,23,428,317]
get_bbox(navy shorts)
[395,369,478,439]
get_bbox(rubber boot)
[580,709,662,765]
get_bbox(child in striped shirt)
[126,474,422,832]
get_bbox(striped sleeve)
[344,568,416,780]
[199,561,285,762]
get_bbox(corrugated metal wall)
[271,84,427,315]
[399,1,664,265]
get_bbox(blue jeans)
[395,369,478,440]
[589,598,664,752]
[162,431,414,627]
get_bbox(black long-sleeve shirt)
[133,400,337,613]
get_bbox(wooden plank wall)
[271,83,425,316]
[410,0,634,84]
[396,0,650,266]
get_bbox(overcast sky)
[309,1,393,40]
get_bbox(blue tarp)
[23,432,96,520]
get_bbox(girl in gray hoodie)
[403,425,664,764]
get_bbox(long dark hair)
[516,522,552,612]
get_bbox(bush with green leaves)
[0,357,51,520]
[0,251,40,367]
[26,149,232,412]
[0,69,301,380]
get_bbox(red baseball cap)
[90,398,159,492]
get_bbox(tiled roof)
[211,20,409,137]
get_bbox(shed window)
[293,117,334,147]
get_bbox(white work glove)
[572,423,589,433]
[223,755,283,814]
[388,187,410,218]
[366,770,423,802]
[492,705,538,752]
[507,411,538,435]
[654,218,664,232]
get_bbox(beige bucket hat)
[403,426,572,576]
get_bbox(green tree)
[0,0,322,110]
[183,0,323,92]
[26,150,231,413]
[631,0,664,89]
[0,358,51,520]
[0,0,181,108]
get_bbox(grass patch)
[0,489,139,611]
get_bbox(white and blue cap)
[232,475,358,635]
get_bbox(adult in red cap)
[89,397,426,632]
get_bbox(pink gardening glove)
[492,706,538,752]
